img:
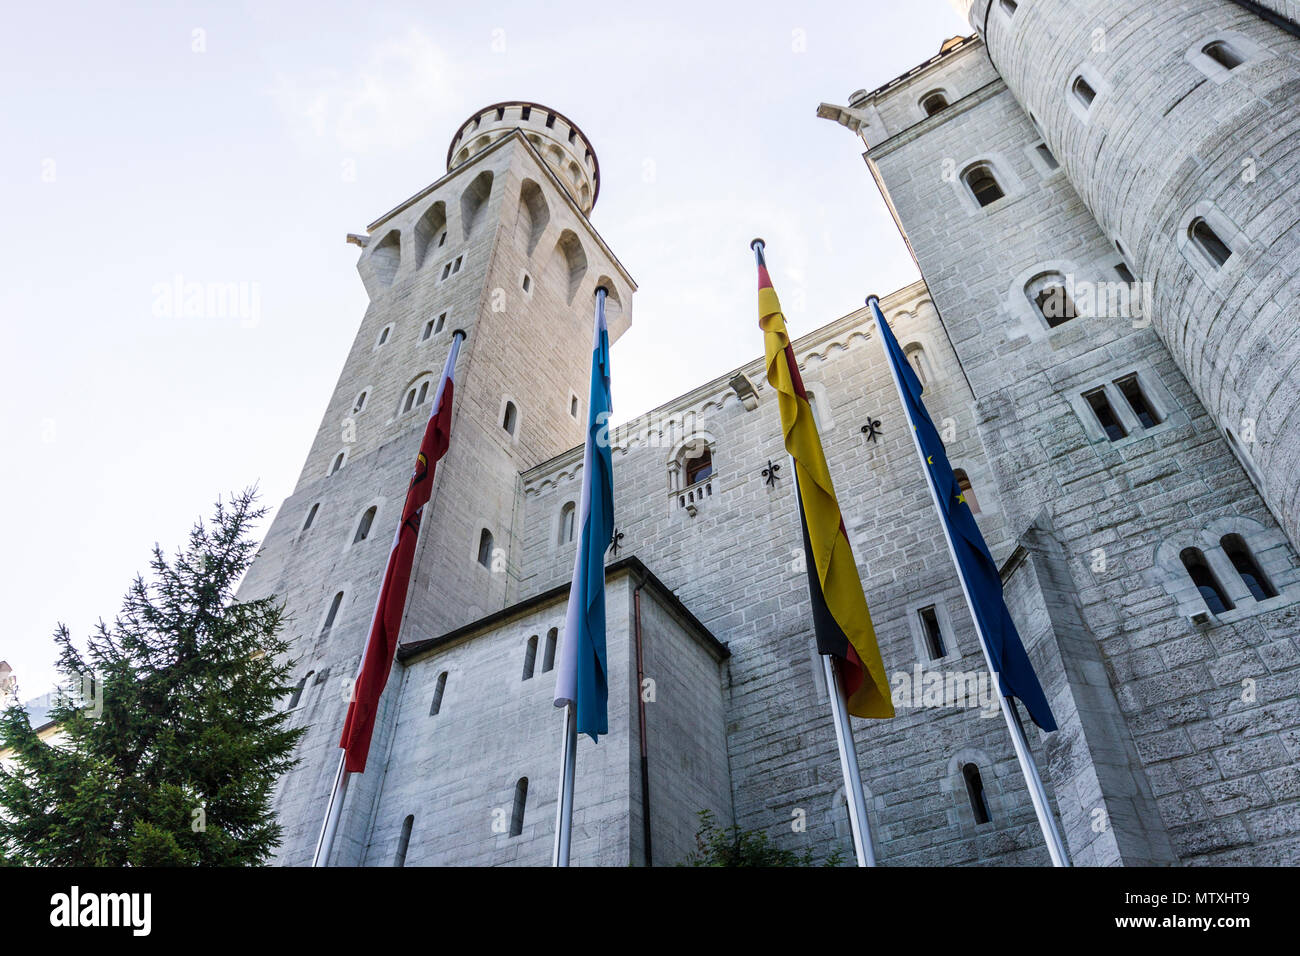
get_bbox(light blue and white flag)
[553,288,615,740]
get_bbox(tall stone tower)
[235,102,636,865]
[818,3,1300,864]
[959,0,1300,551]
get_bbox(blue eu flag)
[872,299,1056,732]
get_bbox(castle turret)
[964,0,1300,550]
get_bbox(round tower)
[966,0,1300,549]
[446,101,600,215]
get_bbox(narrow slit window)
[435,312,446,333]
[1035,143,1059,170]
[542,628,558,673]
[353,506,377,543]
[430,671,448,716]
[570,395,579,418]
[302,503,319,532]
[1221,534,1277,601]
[963,764,992,824]
[954,469,981,515]
[918,606,947,660]
[477,529,494,568]
[321,592,343,634]
[417,381,430,406]
[287,675,308,710]
[1114,262,1135,284]
[1189,218,1232,268]
[437,230,447,247]
[522,636,538,681]
[353,392,367,413]
[1114,375,1161,429]
[395,815,414,867]
[1181,547,1234,614]
[502,401,518,435]
[453,256,463,273]
[522,273,531,292]
[559,502,576,544]
[331,452,345,475]
[1000,0,1018,15]
[1203,41,1244,71]
[1072,75,1097,109]
[1085,388,1128,442]
[422,320,434,341]
[509,778,528,837]
[377,326,390,346]
[403,389,416,413]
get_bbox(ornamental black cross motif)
[609,528,625,556]
[861,417,883,443]
[761,460,782,486]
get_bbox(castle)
[235,0,1300,866]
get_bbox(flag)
[339,332,463,772]
[871,300,1056,732]
[553,289,615,740]
[755,246,893,719]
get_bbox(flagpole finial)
[750,237,767,268]
[865,295,881,311]
[594,284,609,298]
[750,237,766,251]
[451,328,468,342]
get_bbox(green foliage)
[679,810,845,867]
[0,489,304,866]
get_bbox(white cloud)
[271,28,460,153]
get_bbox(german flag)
[753,240,893,719]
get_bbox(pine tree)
[0,489,304,865]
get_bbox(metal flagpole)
[311,328,467,868]
[552,703,578,867]
[822,655,878,866]
[870,298,1070,867]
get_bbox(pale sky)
[1,0,969,697]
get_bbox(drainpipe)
[1226,0,1300,39]
[633,581,653,866]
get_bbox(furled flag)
[339,331,464,772]
[553,289,616,740]
[755,244,893,719]
[871,300,1056,731]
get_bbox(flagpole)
[310,327,466,869]
[751,238,880,867]
[822,655,877,866]
[552,702,578,866]
[869,297,1070,867]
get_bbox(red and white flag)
[338,332,463,773]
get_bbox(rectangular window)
[422,320,434,341]
[453,255,463,274]
[1114,262,1135,284]
[1115,375,1161,428]
[1035,143,1059,170]
[1085,388,1128,441]
[441,262,451,280]
[435,312,446,333]
[918,606,947,660]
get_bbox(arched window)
[403,388,416,413]
[963,164,1004,208]
[1181,548,1234,614]
[321,592,344,634]
[509,778,528,837]
[542,628,558,673]
[477,529,494,568]
[559,502,576,544]
[954,469,981,515]
[1221,534,1277,601]
[921,91,949,116]
[395,815,414,867]
[502,401,518,435]
[353,506,377,544]
[1189,218,1232,268]
[962,764,992,824]
[903,343,931,386]
[686,447,713,486]
[353,391,367,413]
[376,325,391,347]
[1072,75,1097,109]
[302,503,320,532]
[1027,273,1077,328]
[417,381,430,406]
[522,636,538,681]
[429,671,448,716]
[330,452,346,476]
[1203,40,1244,71]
